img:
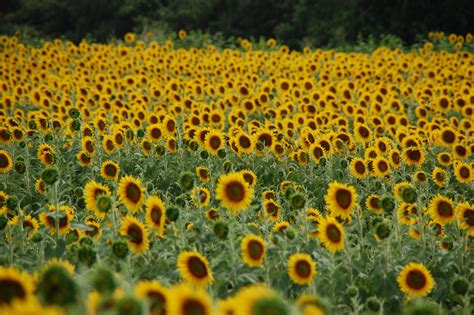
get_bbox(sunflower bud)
[155,145,165,156]
[6,195,18,210]
[401,186,417,204]
[213,221,228,239]
[44,134,53,142]
[37,265,78,307]
[403,300,441,315]
[71,119,81,131]
[0,216,8,230]
[179,172,194,191]
[78,245,97,267]
[451,277,469,295]
[381,196,395,213]
[253,297,287,315]
[68,108,80,119]
[217,149,226,158]
[223,160,232,173]
[290,192,305,210]
[14,160,26,174]
[347,285,358,297]
[166,206,180,222]
[41,166,59,185]
[96,195,112,214]
[366,296,380,312]
[136,128,145,138]
[188,140,198,151]
[112,240,129,259]
[375,221,390,240]
[92,268,117,294]
[200,150,209,159]
[285,228,296,240]
[116,295,144,315]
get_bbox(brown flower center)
[248,240,264,260]
[406,270,427,290]
[326,224,341,242]
[187,256,208,279]
[335,189,352,209]
[295,260,312,278]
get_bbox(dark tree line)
[0,0,473,48]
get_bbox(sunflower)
[349,157,367,179]
[102,135,116,154]
[234,132,254,154]
[438,127,457,147]
[354,123,371,143]
[147,123,163,142]
[371,156,391,177]
[288,253,317,285]
[428,195,455,225]
[37,144,55,166]
[317,216,345,253]
[324,181,358,220]
[397,202,418,225]
[261,199,281,221]
[457,201,474,236]
[84,180,111,215]
[297,295,327,315]
[241,234,266,267]
[397,262,434,297]
[437,152,452,166]
[215,172,254,214]
[9,215,39,239]
[118,175,145,213]
[204,129,224,155]
[100,160,120,181]
[76,151,92,167]
[309,144,325,164]
[366,195,382,214]
[432,167,448,187]
[119,216,149,254]
[177,251,214,286]
[0,266,34,306]
[84,220,102,240]
[403,147,425,166]
[0,150,13,173]
[168,284,212,315]
[218,296,238,315]
[413,171,428,184]
[135,280,168,315]
[81,137,96,155]
[191,186,211,208]
[234,284,286,315]
[145,196,166,234]
[239,169,257,188]
[388,149,402,169]
[393,181,412,201]
[196,166,210,183]
[39,205,74,235]
[453,162,473,184]
[262,190,276,201]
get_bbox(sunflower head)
[241,234,266,267]
[216,172,254,214]
[397,262,435,297]
[288,253,317,285]
[317,216,345,253]
[324,181,358,220]
[119,216,149,254]
[177,251,214,286]
[37,264,78,307]
[118,176,145,213]
[0,266,34,307]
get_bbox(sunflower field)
[0,32,473,315]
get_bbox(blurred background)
[0,0,473,48]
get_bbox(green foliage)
[1,0,473,48]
